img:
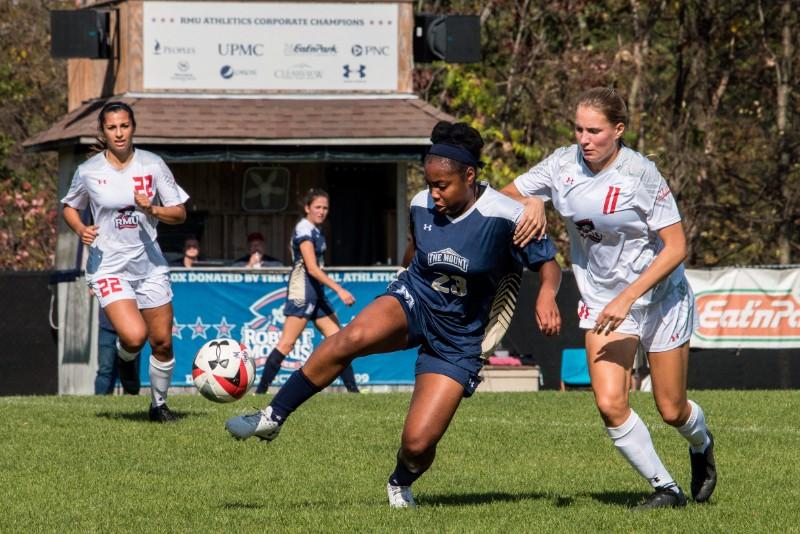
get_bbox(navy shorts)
[385,280,483,397]
[284,295,335,320]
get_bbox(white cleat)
[387,483,416,508]
[225,406,282,442]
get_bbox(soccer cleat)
[632,485,687,511]
[387,483,416,509]
[225,406,282,442]
[690,431,717,503]
[148,403,178,423]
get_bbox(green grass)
[2,391,798,533]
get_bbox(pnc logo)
[695,292,800,341]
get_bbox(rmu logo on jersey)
[427,248,469,272]
[114,206,139,230]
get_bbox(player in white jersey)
[503,88,716,509]
[62,101,189,423]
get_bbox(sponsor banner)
[140,269,416,387]
[143,2,398,90]
[686,268,800,348]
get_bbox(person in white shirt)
[62,101,189,423]
[502,87,716,510]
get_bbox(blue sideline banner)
[140,268,417,387]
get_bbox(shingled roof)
[24,95,455,151]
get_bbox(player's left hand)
[535,291,561,336]
[513,197,547,247]
[134,192,154,214]
[338,288,356,306]
[593,295,634,335]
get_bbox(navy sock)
[256,348,285,393]
[269,368,322,422]
[388,449,424,487]
[339,365,360,393]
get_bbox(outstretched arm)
[535,260,562,336]
[134,194,186,224]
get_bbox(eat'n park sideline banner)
[685,268,800,349]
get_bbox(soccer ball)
[192,339,255,403]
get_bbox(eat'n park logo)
[695,290,800,342]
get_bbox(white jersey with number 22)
[62,149,189,282]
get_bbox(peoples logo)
[695,292,800,343]
[351,44,390,57]
[154,40,196,55]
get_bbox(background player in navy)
[226,122,562,508]
[503,87,716,509]
[254,189,359,394]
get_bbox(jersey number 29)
[432,274,467,297]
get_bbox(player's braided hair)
[427,121,484,177]
[91,101,137,154]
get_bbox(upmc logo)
[218,43,264,56]
[695,292,800,341]
[351,44,390,57]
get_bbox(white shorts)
[578,277,698,353]
[89,272,173,309]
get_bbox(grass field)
[2,390,798,533]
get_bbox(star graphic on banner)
[190,317,209,340]
[172,317,187,340]
[213,317,237,339]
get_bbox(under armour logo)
[343,64,366,79]
[96,179,108,185]
[564,176,575,185]
[423,224,432,231]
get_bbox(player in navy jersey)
[502,87,716,509]
[254,189,360,394]
[62,101,189,422]
[226,122,562,508]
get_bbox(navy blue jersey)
[399,184,556,360]
[288,219,326,303]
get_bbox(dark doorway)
[327,163,396,266]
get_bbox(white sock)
[607,410,677,490]
[116,339,139,362]
[149,356,174,407]
[677,399,711,453]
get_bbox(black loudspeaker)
[50,10,110,59]
[413,14,481,64]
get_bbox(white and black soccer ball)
[192,339,255,403]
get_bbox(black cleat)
[690,431,717,502]
[632,486,687,511]
[149,404,179,423]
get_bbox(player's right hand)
[338,288,356,306]
[80,225,99,245]
[513,197,547,247]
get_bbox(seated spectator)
[234,232,282,268]
[95,307,140,395]
[171,236,201,268]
